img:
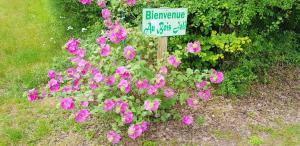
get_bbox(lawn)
[0,0,67,145]
[0,0,299,145]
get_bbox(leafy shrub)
[52,0,300,96]
[220,31,300,96]
[54,0,299,67]
[50,0,100,35]
[27,1,225,144]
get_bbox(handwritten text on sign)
[142,8,188,37]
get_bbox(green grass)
[249,123,300,146]
[195,115,205,126]
[248,135,264,145]
[0,0,69,145]
[0,0,67,97]
[213,129,235,140]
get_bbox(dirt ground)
[141,66,300,145]
[38,66,300,146]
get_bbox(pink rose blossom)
[123,46,136,60]
[90,67,100,75]
[115,100,128,114]
[89,80,98,90]
[78,59,88,67]
[77,48,86,58]
[70,57,81,64]
[198,89,211,101]
[118,79,131,93]
[115,66,131,79]
[99,44,111,57]
[72,79,81,91]
[154,74,165,89]
[182,115,193,125]
[66,68,76,78]
[121,111,133,124]
[57,75,64,83]
[62,86,72,93]
[65,38,80,54]
[101,8,111,19]
[60,98,75,110]
[79,0,92,5]
[128,124,143,140]
[186,97,198,107]
[103,19,113,28]
[168,55,181,68]
[147,85,157,95]
[107,131,121,144]
[48,79,60,92]
[144,100,160,112]
[139,121,149,132]
[195,81,208,89]
[126,0,136,6]
[210,70,224,84]
[135,79,148,89]
[159,66,168,75]
[81,63,91,75]
[48,70,56,79]
[27,89,38,102]
[81,101,89,107]
[187,41,201,53]
[97,0,106,8]
[108,23,127,44]
[103,99,116,112]
[106,75,116,86]
[93,73,104,83]
[96,36,107,45]
[76,60,91,75]
[75,109,90,123]
[164,88,175,98]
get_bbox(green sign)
[142,8,188,37]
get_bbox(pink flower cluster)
[168,55,181,68]
[66,38,80,55]
[124,46,136,60]
[107,131,121,144]
[103,99,132,125]
[27,89,38,102]
[99,44,111,57]
[182,115,193,125]
[75,109,90,123]
[101,8,110,19]
[60,98,75,110]
[27,2,227,144]
[210,69,224,84]
[135,79,148,89]
[107,23,127,44]
[125,0,136,6]
[187,41,201,53]
[164,88,175,98]
[128,121,149,140]
[144,100,160,112]
[97,0,106,8]
[79,0,92,5]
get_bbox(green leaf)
[186,68,193,76]
[179,93,189,105]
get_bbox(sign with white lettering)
[142,8,188,37]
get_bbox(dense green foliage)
[56,0,300,96]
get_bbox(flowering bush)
[28,0,224,144]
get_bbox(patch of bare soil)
[143,66,300,145]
